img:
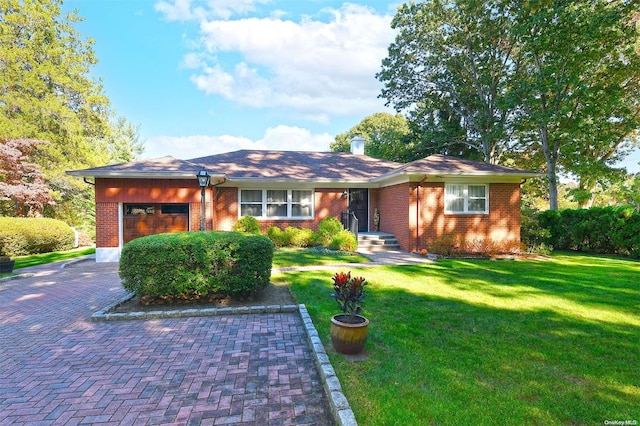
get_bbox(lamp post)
[196,169,210,231]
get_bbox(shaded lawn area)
[274,254,639,425]
[272,246,370,268]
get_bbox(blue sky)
[62,0,639,173]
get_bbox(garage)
[123,203,189,244]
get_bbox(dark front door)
[348,188,368,232]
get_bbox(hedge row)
[119,231,274,298]
[0,217,75,257]
[528,207,640,258]
[235,216,358,252]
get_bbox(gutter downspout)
[415,175,428,253]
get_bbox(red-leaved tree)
[0,139,54,217]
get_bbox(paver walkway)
[0,261,332,425]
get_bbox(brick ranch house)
[68,141,539,262]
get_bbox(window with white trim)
[445,184,488,214]
[240,189,314,219]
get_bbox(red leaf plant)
[331,271,367,320]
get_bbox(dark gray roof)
[388,154,537,177]
[67,150,540,182]
[67,156,218,178]
[189,150,402,181]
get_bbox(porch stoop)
[357,232,401,253]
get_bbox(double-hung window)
[240,189,314,219]
[445,184,488,214]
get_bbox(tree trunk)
[540,124,559,210]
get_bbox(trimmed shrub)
[266,226,289,247]
[0,217,75,256]
[330,229,358,252]
[537,206,640,257]
[233,215,261,234]
[119,231,274,299]
[521,208,551,251]
[317,216,344,246]
[285,226,316,247]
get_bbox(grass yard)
[274,254,639,425]
[272,246,370,268]
[13,247,96,270]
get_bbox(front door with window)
[348,188,368,232]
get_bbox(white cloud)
[155,0,271,21]
[143,125,334,159]
[156,1,397,121]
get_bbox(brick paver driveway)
[0,261,332,425]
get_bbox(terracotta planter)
[330,314,369,354]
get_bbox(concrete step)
[357,233,401,252]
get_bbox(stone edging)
[90,293,300,321]
[91,298,358,426]
[298,304,358,426]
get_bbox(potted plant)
[330,271,369,354]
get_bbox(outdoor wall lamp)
[196,169,210,231]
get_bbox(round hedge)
[0,217,75,256]
[119,231,274,299]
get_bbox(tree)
[0,0,111,169]
[377,0,640,210]
[0,138,53,216]
[104,116,145,164]
[330,113,411,162]
[407,103,484,161]
[1,1,144,229]
[510,0,640,210]
[377,0,518,164]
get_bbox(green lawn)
[272,246,370,268]
[13,247,96,270]
[274,254,639,425]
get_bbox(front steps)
[357,232,401,253]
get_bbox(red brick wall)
[93,178,521,253]
[94,179,212,248]
[374,182,521,252]
[377,183,411,249]
[96,202,120,248]
[415,182,521,252]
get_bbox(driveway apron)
[0,261,332,425]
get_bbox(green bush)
[285,226,316,247]
[521,208,552,253]
[330,229,358,252]
[537,206,640,258]
[119,231,274,298]
[266,226,289,247]
[0,217,75,256]
[233,215,261,234]
[317,216,344,246]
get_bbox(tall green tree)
[377,0,518,164]
[1,0,144,228]
[509,0,640,210]
[0,0,111,170]
[104,116,145,164]
[330,113,411,162]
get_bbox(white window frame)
[444,183,489,214]
[239,189,314,219]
